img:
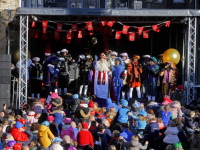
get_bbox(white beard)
[97,59,110,72]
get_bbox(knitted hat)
[47,115,55,122]
[163,97,173,104]
[4,134,14,142]
[52,137,62,143]
[121,99,128,107]
[139,110,147,117]
[13,143,22,150]
[176,85,183,92]
[149,57,157,64]
[15,118,25,129]
[51,92,58,99]
[82,122,88,129]
[41,121,50,126]
[28,111,36,116]
[7,141,16,147]
[72,94,79,99]
[63,118,71,124]
[88,100,94,108]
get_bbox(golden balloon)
[13,48,31,63]
[163,48,180,64]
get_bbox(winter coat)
[70,98,80,114]
[60,124,76,140]
[123,140,148,150]
[17,130,33,147]
[9,126,29,142]
[163,127,180,144]
[147,102,160,116]
[144,121,159,137]
[185,116,198,129]
[89,126,98,142]
[32,130,38,140]
[32,103,44,114]
[130,115,146,129]
[37,124,55,148]
[171,102,183,119]
[161,111,171,126]
[54,113,63,131]
[104,127,112,143]
[120,129,134,142]
[131,107,140,117]
[95,132,108,150]
[77,129,94,147]
[117,107,129,123]
[106,98,120,112]
[50,143,64,150]
[38,109,48,124]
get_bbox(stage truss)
[17,13,199,107]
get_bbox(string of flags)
[30,17,175,47]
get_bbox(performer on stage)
[120,53,130,99]
[77,48,93,97]
[160,61,175,98]
[43,55,59,97]
[57,49,72,96]
[127,55,142,99]
[111,57,125,104]
[140,55,151,97]
[29,57,42,100]
[108,51,118,69]
[91,53,114,107]
[146,57,160,101]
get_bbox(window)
[134,1,142,9]
[31,0,42,7]
[105,0,112,8]
[173,0,185,3]
[87,0,97,8]
[115,0,129,9]
[69,0,82,8]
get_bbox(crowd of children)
[0,92,200,150]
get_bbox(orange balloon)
[163,48,180,64]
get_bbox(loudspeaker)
[0,54,11,84]
[0,84,10,110]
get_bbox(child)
[109,130,120,146]
[29,140,39,150]
[185,111,199,133]
[157,118,165,130]
[171,101,183,119]
[30,123,40,140]
[47,115,55,123]
[32,98,44,114]
[49,137,63,150]
[2,120,8,133]
[106,107,117,127]
[60,118,75,140]
[160,104,172,127]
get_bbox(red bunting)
[115,31,121,39]
[155,26,161,32]
[42,20,48,28]
[100,17,107,26]
[122,25,130,34]
[29,30,35,38]
[35,31,39,38]
[48,33,54,41]
[57,23,62,32]
[152,25,158,32]
[66,31,71,39]
[94,23,99,32]
[107,18,115,27]
[138,27,143,35]
[86,22,93,31]
[54,29,60,40]
[32,21,35,28]
[129,32,135,41]
[43,28,47,34]
[90,30,94,35]
[103,26,109,34]
[78,30,82,38]
[42,33,47,40]
[72,24,77,31]
[165,21,171,27]
[109,29,113,36]
[116,40,121,45]
[143,30,149,38]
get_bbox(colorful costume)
[160,62,175,98]
[29,57,42,100]
[111,57,125,104]
[146,57,159,101]
[127,55,142,99]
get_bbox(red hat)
[82,122,88,129]
[176,85,183,92]
[47,115,55,122]
[90,110,95,116]
[88,100,94,108]
[18,118,26,126]
[163,97,173,104]
[13,143,22,150]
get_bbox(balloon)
[13,48,31,63]
[163,48,180,64]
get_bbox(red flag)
[109,28,113,36]
[78,30,82,38]
[42,28,46,34]
[86,22,93,31]
[143,30,149,38]
[48,33,54,41]
[122,25,130,34]
[54,29,60,40]
[107,18,115,27]
[165,21,171,27]
[103,26,109,34]
[152,25,158,32]
[115,31,121,39]
[155,26,161,32]
[129,32,135,41]
[100,17,107,26]
[71,24,77,31]
[57,23,62,32]
[90,30,94,35]
[29,30,35,38]
[99,24,104,32]
[35,31,39,38]
[138,27,143,35]
[66,31,71,39]
[137,33,140,39]
[32,21,35,28]
[103,34,108,42]
[82,29,86,36]
[42,20,48,28]
[94,23,99,32]
[116,40,121,45]
[42,33,47,40]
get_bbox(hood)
[115,57,124,66]
[38,125,49,137]
[130,141,140,147]
[62,124,71,130]
[106,98,112,104]
[171,102,180,109]
[52,97,62,107]
[167,127,179,135]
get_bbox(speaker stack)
[0,54,11,110]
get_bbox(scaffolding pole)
[19,15,28,108]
